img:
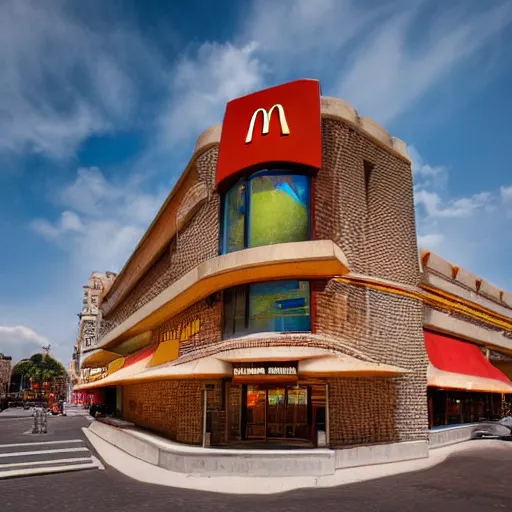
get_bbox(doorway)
[244,384,310,440]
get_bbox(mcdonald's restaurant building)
[75,79,512,450]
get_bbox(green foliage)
[12,353,66,390]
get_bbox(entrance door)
[266,387,286,438]
[244,385,311,441]
[285,386,309,439]
[245,385,266,439]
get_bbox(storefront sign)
[159,318,200,343]
[216,79,322,186]
[245,104,290,144]
[232,362,298,378]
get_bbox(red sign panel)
[216,79,322,187]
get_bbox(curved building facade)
[73,79,512,449]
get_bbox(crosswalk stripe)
[0,447,89,458]
[0,439,84,449]
[0,462,98,479]
[0,457,93,469]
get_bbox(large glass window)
[223,182,246,253]
[222,171,311,254]
[223,280,311,337]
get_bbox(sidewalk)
[0,408,34,419]
[84,425,512,495]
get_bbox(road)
[0,412,511,511]
[0,407,101,478]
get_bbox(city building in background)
[0,353,12,398]
[70,271,116,406]
[73,79,512,452]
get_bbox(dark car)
[471,417,512,440]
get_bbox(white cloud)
[415,189,492,218]
[501,185,512,202]
[0,1,165,160]
[31,211,84,239]
[409,146,446,180]
[334,2,512,125]
[411,147,512,287]
[160,42,266,145]
[4,0,512,369]
[0,325,50,364]
[417,233,444,249]
[30,167,166,273]
[243,0,384,72]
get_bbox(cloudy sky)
[1,0,512,365]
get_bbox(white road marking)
[0,439,83,449]
[0,457,92,469]
[0,447,89,458]
[90,454,105,470]
[0,462,99,479]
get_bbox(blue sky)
[1,0,512,364]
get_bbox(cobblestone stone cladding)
[122,379,225,445]
[316,118,419,284]
[314,279,428,441]
[99,148,221,340]
[312,118,428,442]
[328,377,398,447]
[152,299,222,356]
[111,116,429,445]
[0,358,12,393]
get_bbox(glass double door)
[245,385,309,440]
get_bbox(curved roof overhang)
[74,345,408,390]
[97,240,349,352]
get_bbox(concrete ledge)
[89,421,430,477]
[334,441,428,469]
[89,421,335,477]
[98,417,135,429]
[428,424,478,449]
[84,427,512,494]
[96,240,350,352]
[424,308,512,353]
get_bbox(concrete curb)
[82,427,512,495]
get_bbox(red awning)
[424,330,512,393]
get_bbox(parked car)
[471,417,512,440]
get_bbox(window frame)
[220,168,313,255]
[222,280,312,339]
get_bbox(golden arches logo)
[245,104,290,144]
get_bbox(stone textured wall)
[314,119,428,442]
[99,147,221,339]
[0,358,12,393]
[328,378,397,447]
[123,379,225,445]
[316,119,419,284]
[152,299,222,357]
[113,116,428,447]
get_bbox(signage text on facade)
[160,318,200,343]
[232,362,298,377]
[216,79,322,186]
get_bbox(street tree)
[12,353,66,398]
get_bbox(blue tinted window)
[223,280,310,337]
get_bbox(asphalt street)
[0,408,100,479]
[1,413,511,512]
